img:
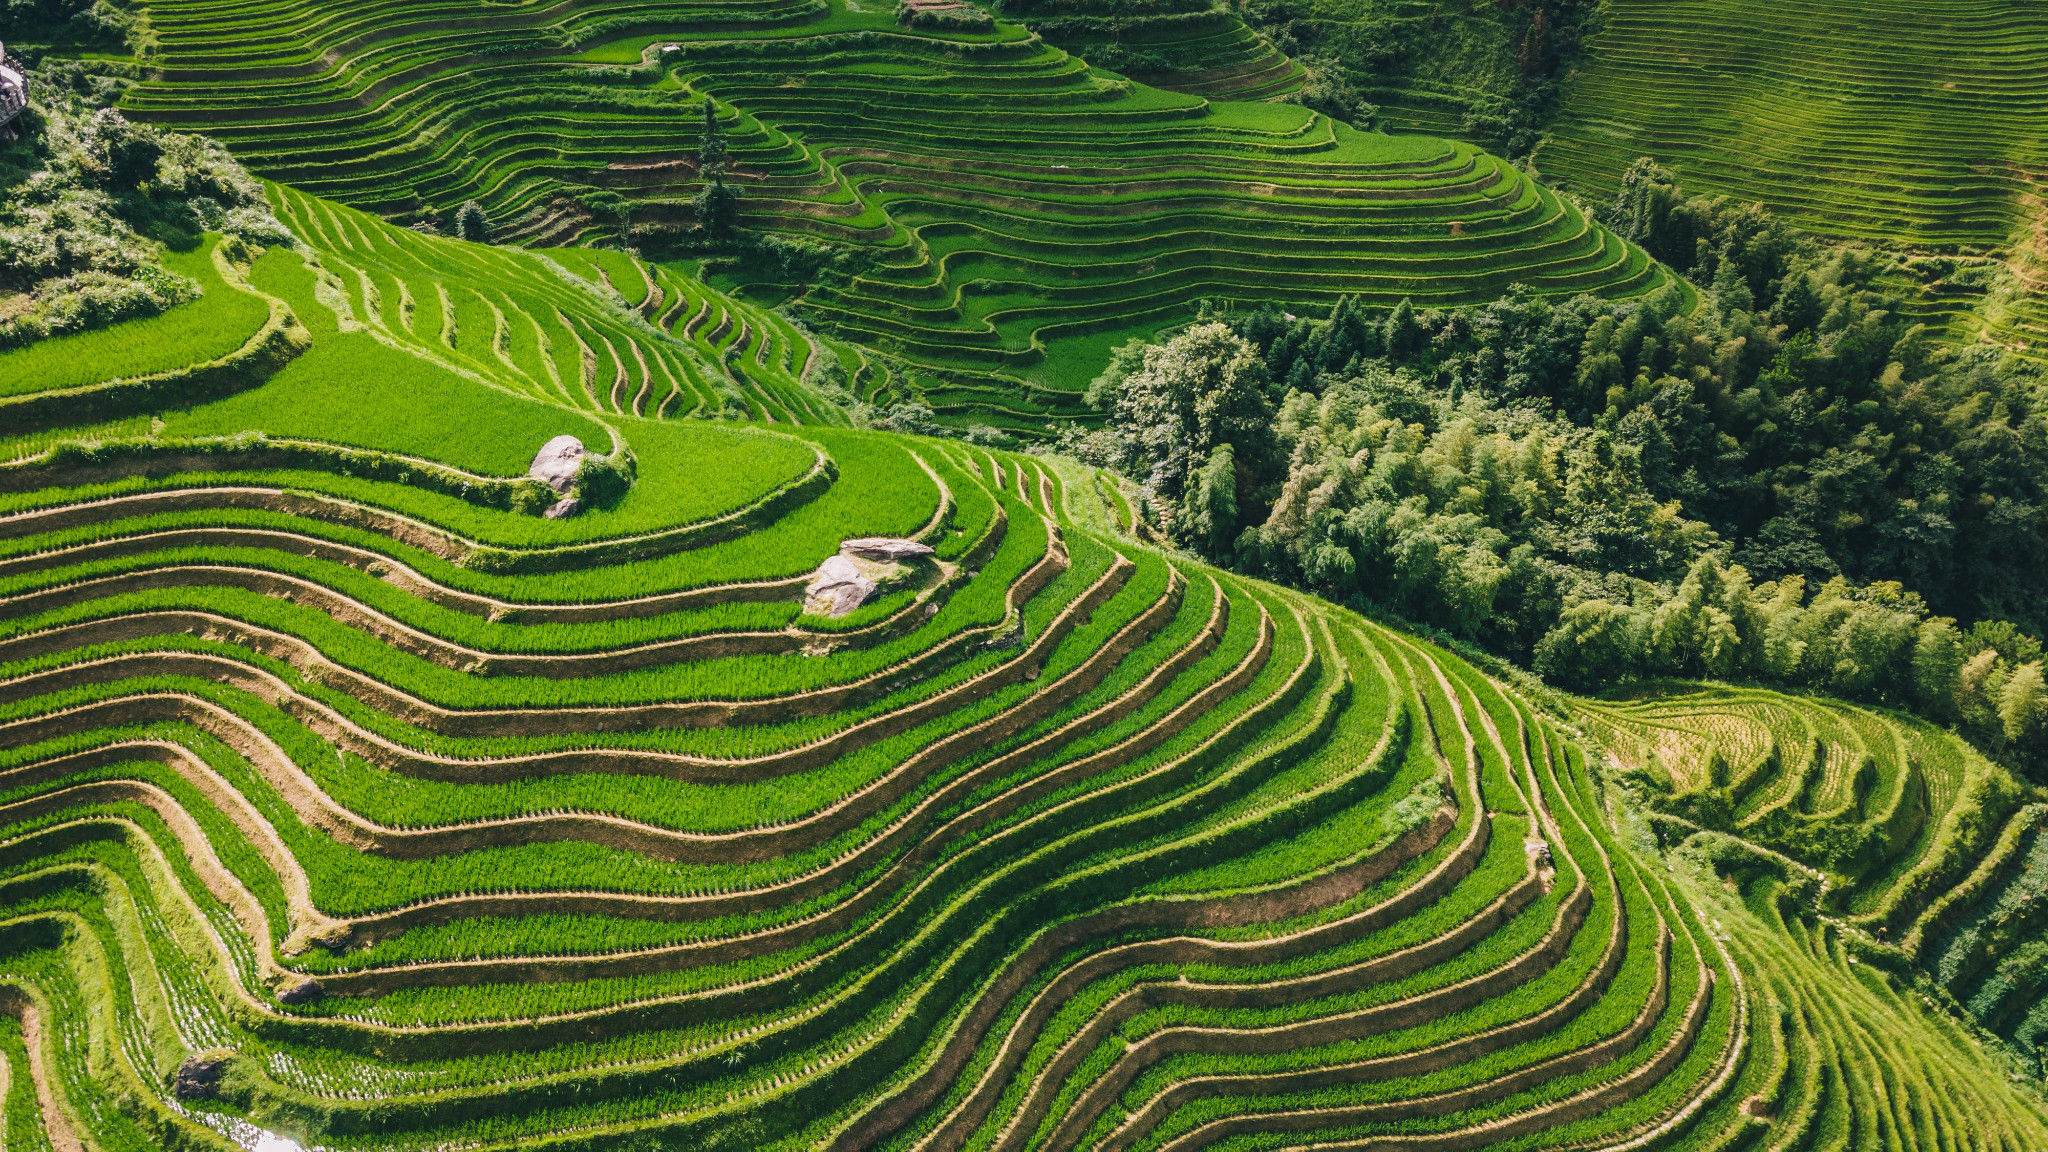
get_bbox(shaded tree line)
[3,0,144,55]
[1060,167,2048,770]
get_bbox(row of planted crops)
[0,0,2044,1140]
[0,190,838,444]
[1537,0,2048,356]
[268,186,837,425]
[110,0,1682,428]
[1583,685,2048,1103]
[3,355,2045,1147]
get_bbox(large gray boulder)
[277,977,324,1006]
[805,554,877,618]
[173,1052,232,1100]
[801,538,937,618]
[529,435,587,494]
[840,536,935,563]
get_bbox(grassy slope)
[0,237,272,396]
[115,0,1678,428]
[1535,0,2048,353]
[0,181,2042,1149]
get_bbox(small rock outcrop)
[841,536,936,563]
[0,44,25,132]
[805,554,877,617]
[277,977,324,1005]
[529,435,587,494]
[802,537,936,618]
[172,1051,232,1100]
[544,496,583,520]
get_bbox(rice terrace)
[2,0,2048,1147]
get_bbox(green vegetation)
[0,236,270,395]
[0,55,288,350]
[1584,681,2048,1084]
[1201,0,2048,364]
[1536,0,2048,354]
[0,0,2046,1148]
[2,266,2044,1148]
[1073,178,2048,778]
[105,0,1683,429]
[261,184,844,425]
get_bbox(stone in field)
[803,537,937,616]
[277,977,324,1005]
[806,553,878,617]
[544,496,583,520]
[529,435,586,493]
[841,536,935,563]
[173,1052,232,1100]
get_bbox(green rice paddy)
[109,0,1680,427]
[0,1,2045,1148]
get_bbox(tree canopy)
[1067,172,2048,772]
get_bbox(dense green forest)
[1066,166,2048,770]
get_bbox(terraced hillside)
[997,0,1306,101]
[0,188,840,448]
[1584,685,2048,1088]
[1537,0,2048,352]
[113,0,1679,426]
[266,185,838,423]
[2,245,2047,1150]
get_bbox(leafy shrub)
[690,175,739,238]
[454,200,489,244]
[0,67,289,348]
[573,451,636,509]
[1282,55,1375,128]
[79,107,161,189]
[896,0,995,30]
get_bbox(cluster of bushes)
[1281,54,1375,129]
[2,0,145,55]
[896,0,995,30]
[572,450,635,509]
[1231,0,1598,155]
[1,57,289,348]
[1063,170,2048,771]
